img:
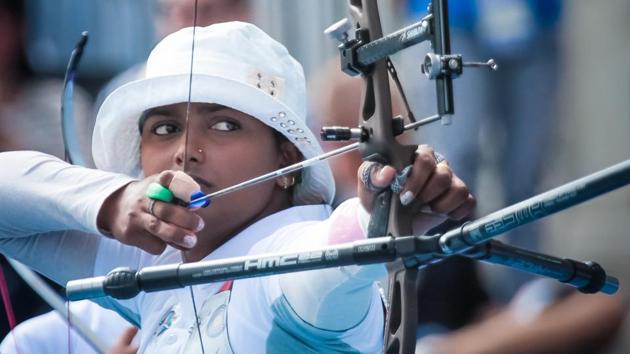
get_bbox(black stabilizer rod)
[464,240,618,295]
[67,236,409,300]
[66,232,619,301]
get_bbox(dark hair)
[272,129,303,186]
[138,109,152,134]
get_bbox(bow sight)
[323,0,496,129]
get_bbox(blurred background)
[0,0,628,353]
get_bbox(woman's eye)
[211,120,240,131]
[152,123,180,136]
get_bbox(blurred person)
[155,0,250,39]
[309,49,626,354]
[415,280,626,354]
[0,0,92,157]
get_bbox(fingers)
[118,327,139,346]
[118,200,199,254]
[168,171,201,202]
[147,198,204,233]
[448,194,476,220]
[418,162,453,204]
[143,173,205,251]
[107,326,139,354]
[156,170,176,188]
[117,226,167,255]
[399,145,440,205]
[369,165,397,189]
[357,162,396,211]
[155,170,202,203]
[396,145,475,221]
[356,145,475,222]
[105,170,207,255]
[108,199,167,255]
[140,209,198,252]
[429,176,476,220]
[357,162,396,192]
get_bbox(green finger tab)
[146,182,174,203]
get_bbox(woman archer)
[0,22,474,353]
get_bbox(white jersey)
[0,151,385,354]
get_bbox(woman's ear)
[278,141,302,167]
[275,141,303,190]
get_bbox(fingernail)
[196,218,205,232]
[377,166,391,181]
[183,235,197,248]
[400,191,415,206]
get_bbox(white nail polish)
[196,219,205,232]
[400,191,415,206]
[183,235,197,248]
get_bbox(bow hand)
[357,145,475,235]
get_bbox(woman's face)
[140,102,297,260]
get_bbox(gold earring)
[281,175,295,190]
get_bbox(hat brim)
[93,73,335,205]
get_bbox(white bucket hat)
[93,22,335,205]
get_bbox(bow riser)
[348,1,423,353]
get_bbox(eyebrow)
[147,104,228,118]
[146,108,177,117]
[138,108,179,133]
[197,104,229,114]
